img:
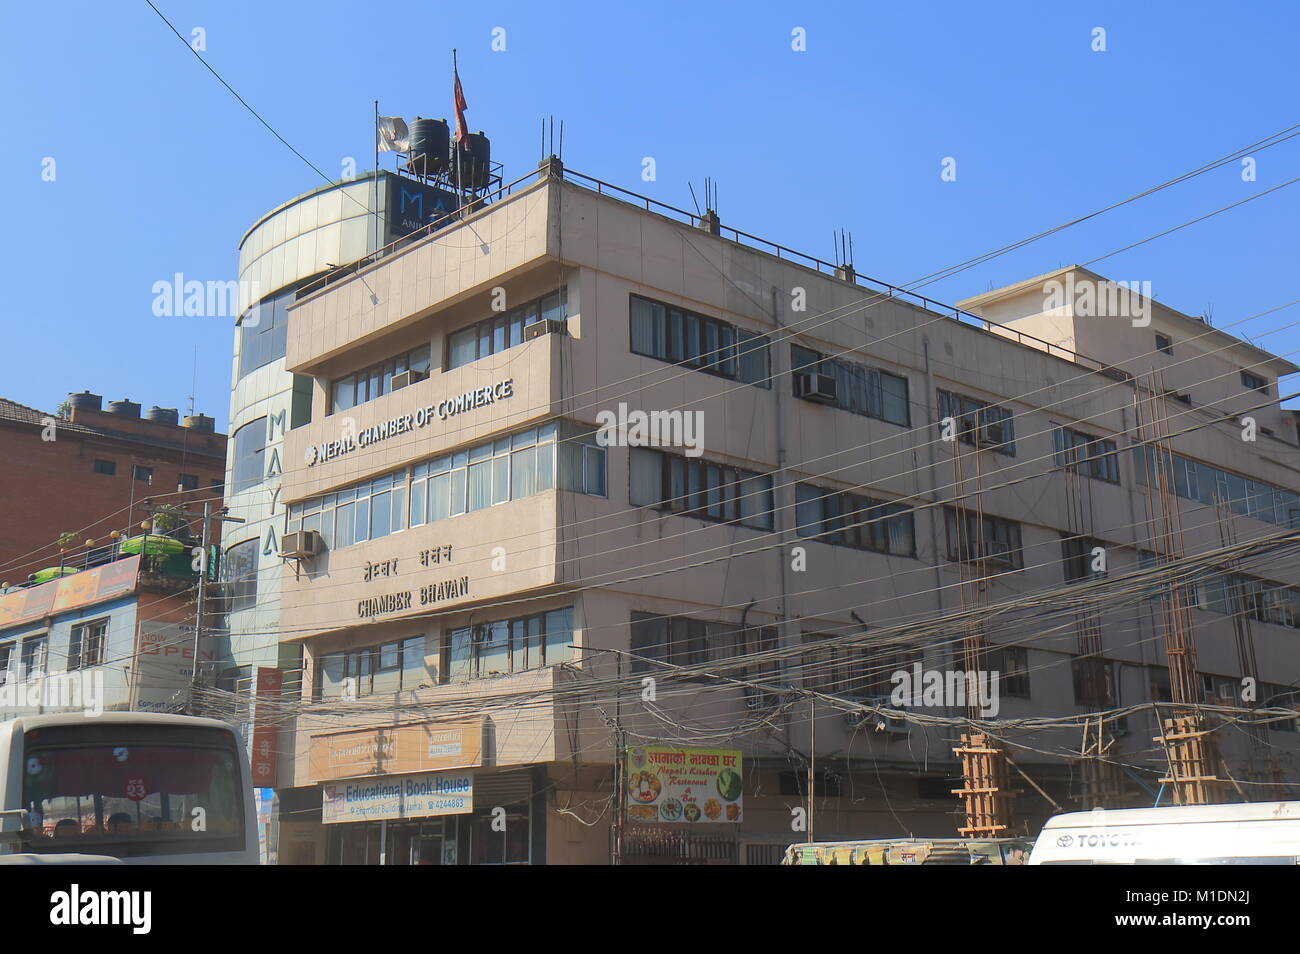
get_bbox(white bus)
[1029,801,1300,865]
[0,712,258,864]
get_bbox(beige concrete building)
[263,161,1300,864]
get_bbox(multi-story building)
[254,159,1299,865]
[223,169,467,694]
[0,548,210,718]
[0,392,225,585]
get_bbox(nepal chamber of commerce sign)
[322,770,474,823]
[304,379,515,466]
[625,746,743,824]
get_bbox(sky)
[2,0,1298,431]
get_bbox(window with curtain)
[789,344,911,426]
[445,289,567,371]
[630,294,770,387]
[630,448,773,530]
[442,608,574,683]
[794,483,915,557]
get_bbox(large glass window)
[288,423,604,551]
[331,344,433,414]
[630,294,770,387]
[1134,446,1298,528]
[790,344,909,425]
[944,507,1023,570]
[223,540,259,614]
[443,608,573,683]
[315,635,427,700]
[445,289,566,371]
[937,389,1015,455]
[630,448,774,530]
[231,418,267,494]
[1054,426,1119,483]
[238,289,294,378]
[793,483,915,557]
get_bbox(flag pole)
[373,99,380,254]
[453,48,464,213]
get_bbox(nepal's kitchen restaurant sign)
[305,379,515,466]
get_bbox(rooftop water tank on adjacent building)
[145,406,179,426]
[182,414,215,433]
[67,390,103,412]
[107,399,141,418]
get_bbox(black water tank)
[67,390,102,412]
[456,132,491,191]
[146,406,179,426]
[182,414,215,433]
[107,399,140,418]
[408,117,449,177]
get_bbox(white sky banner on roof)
[377,116,409,153]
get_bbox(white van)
[1029,801,1300,865]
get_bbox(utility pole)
[139,500,244,716]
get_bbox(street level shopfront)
[311,720,543,864]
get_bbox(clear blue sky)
[3,0,1298,431]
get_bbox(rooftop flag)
[377,116,410,153]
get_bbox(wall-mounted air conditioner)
[391,369,429,391]
[795,372,837,404]
[281,530,322,560]
[525,318,566,340]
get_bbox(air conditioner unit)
[280,530,322,560]
[795,372,837,404]
[391,368,428,391]
[846,697,907,735]
[524,318,566,340]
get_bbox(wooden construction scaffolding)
[947,409,1018,836]
[1133,371,1227,805]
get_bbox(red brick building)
[0,391,227,585]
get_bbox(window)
[795,483,915,557]
[68,619,108,671]
[0,642,13,686]
[445,289,566,371]
[238,288,293,378]
[231,417,267,493]
[316,635,427,700]
[1061,534,1107,582]
[1241,370,1269,394]
[1149,666,1172,704]
[630,294,771,387]
[790,344,910,426]
[1261,684,1299,732]
[20,635,48,680]
[224,540,259,614]
[93,459,115,476]
[1155,334,1173,355]
[179,473,199,491]
[629,448,774,530]
[937,390,1015,455]
[1134,447,1298,528]
[1071,656,1114,708]
[778,771,843,798]
[1054,426,1119,483]
[801,632,871,697]
[443,608,573,683]
[133,465,153,483]
[331,344,433,414]
[989,646,1030,698]
[945,508,1023,570]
